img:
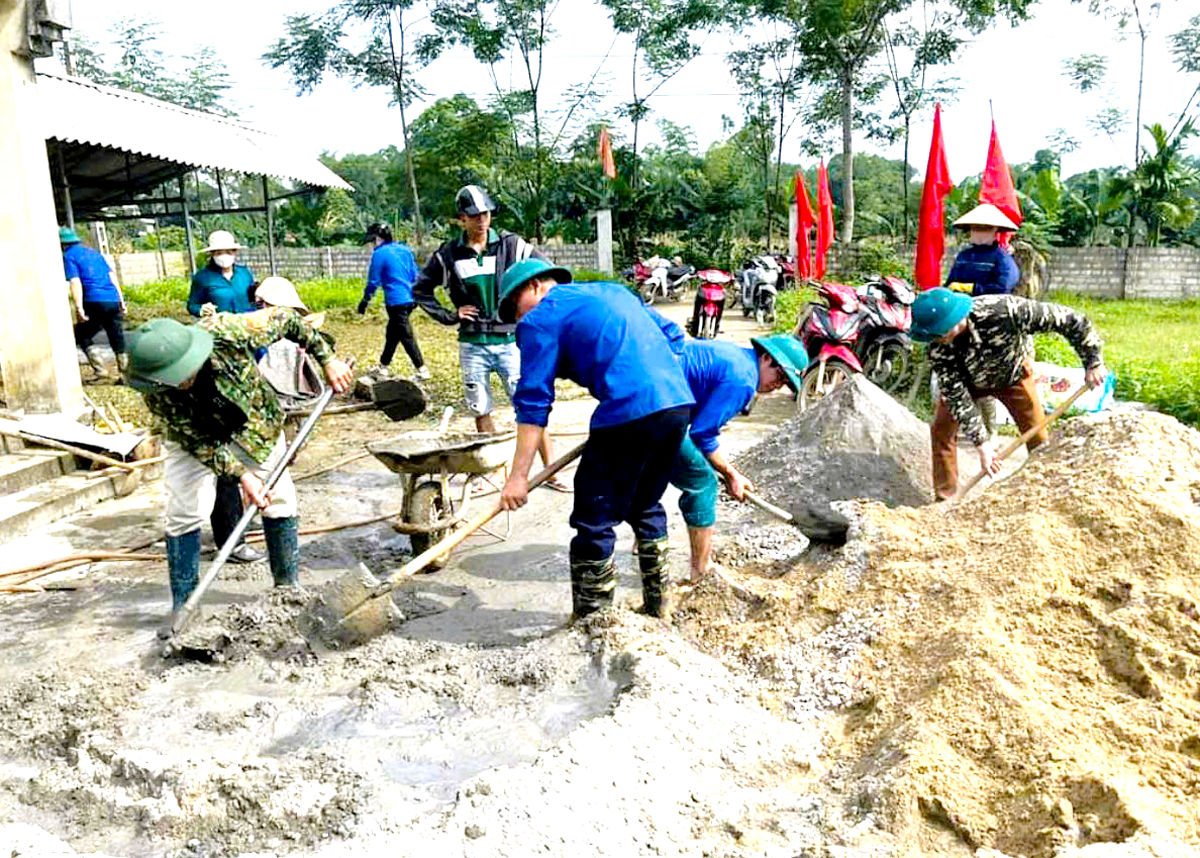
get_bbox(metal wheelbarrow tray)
[366,430,518,570]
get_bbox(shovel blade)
[790,501,851,545]
[370,379,427,422]
[301,565,400,649]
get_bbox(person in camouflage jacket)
[127,309,353,629]
[911,289,1107,500]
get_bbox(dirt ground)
[1,303,1196,858]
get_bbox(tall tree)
[264,1,442,237]
[1110,119,1199,245]
[1169,14,1200,138]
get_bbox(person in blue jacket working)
[944,203,1020,296]
[357,223,429,381]
[670,334,806,584]
[188,231,256,317]
[61,227,127,379]
[496,260,694,619]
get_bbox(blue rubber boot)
[166,530,201,611]
[263,516,300,587]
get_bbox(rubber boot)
[85,345,109,379]
[116,353,129,381]
[636,537,670,618]
[569,556,616,619]
[263,516,300,588]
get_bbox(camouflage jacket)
[929,295,1104,446]
[143,308,336,477]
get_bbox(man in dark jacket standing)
[413,185,565,489]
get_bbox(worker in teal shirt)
[497,261,694,620]
[187,230,256,316]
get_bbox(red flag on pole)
[914,103,955,291]
[815,160,834,279]
[598,127,616,180]
[979,120,1021,248]
[794,170,815,279]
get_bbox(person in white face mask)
[187,231,256,317]
[184,230,264,563]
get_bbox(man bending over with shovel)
[911,288,1106,501]
[495,260,694,619]
[125,310,353,632]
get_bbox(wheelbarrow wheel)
[407,481,453,571]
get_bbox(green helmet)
[750,334,808,398]
[910,287,973,343]
[498,258,572,323]
[126,319,214,388]
[59,227,81,245]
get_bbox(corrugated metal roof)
[37,71,353,192]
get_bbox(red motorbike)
[855,276,915,393]
[690,269,734,339]
[795,281,865,411]
[773,254,797,290]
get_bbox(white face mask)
[212,253,236,269]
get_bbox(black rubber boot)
[636,537,670,618]
[569,556,616,619]
[166,530,201,611]
[263,516,300,587]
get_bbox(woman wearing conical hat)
[944,203,1020,297]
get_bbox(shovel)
[953,383,1089,501]
[744,489,851,545]
[169,374,427,638]
[308,440,586,648]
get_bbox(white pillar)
[0,2,83,415]
[788,202,798,260]
[596,208,614,275]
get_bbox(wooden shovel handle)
[956,384,1090,500]
[743,489,795,524]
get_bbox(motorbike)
[690,268,734,339]
[854,275,915,393]
[773,255,797,290]
[738,255,780,325]
[795,281,865,411]
[622,261,652,294]
[641,259,695,304]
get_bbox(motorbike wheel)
[755,294,776,326]
[639,285,656,305]
[700,314,717,339]
[798,359,855,413]
[862,341,912,393]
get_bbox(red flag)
[598,127,616,180]
[914,103,955,290]
[815,160,834,279]
[979,120,1021,247]
[794,170,815,279]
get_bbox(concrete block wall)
[112,251,188,286]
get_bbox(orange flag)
[979,120,1022,248]
[815,160,834,279]
[598,128,616,180]
[794,170,815,279]
[915,103,955,290]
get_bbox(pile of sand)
[680,410,1200,856]
[735,374,933,512]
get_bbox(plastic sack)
[1031,361,1115,415]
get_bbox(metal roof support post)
[262,175,277,276]
[55,145,74,229]
[179,174,195,276]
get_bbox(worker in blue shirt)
[357,223,428,381]
[670,335,806,584]
[497,260,694,619]
[61,227,126,379]
[944,203,1020,296]
[187,231,256,316]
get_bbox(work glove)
[357,299,369,315]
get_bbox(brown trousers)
[931,361,1048,499]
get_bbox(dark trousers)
[569,407,690,561]
[381,303,424,368]
[931,360,1048,499]
[74,302,126,354]
[211,475,248,548]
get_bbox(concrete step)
[0,470,129,545]
[1,434,24,454]
[0,449,76,496]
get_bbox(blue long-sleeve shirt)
[944,242,1019,296]
[513,281,694,429]
[680,340,759,455]
[363,241,418,306]
[188,263,256,316]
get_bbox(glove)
[357,299,369,315]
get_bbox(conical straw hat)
[953,203,1018,231]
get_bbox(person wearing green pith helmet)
[126,311,353,635]
[911,288,1107,500]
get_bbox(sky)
[50,0,1199,185]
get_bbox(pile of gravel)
[736,375,933,512]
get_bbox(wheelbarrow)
[366,427,518,571]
